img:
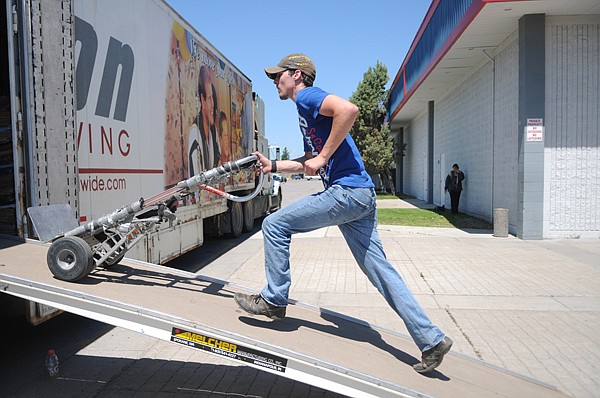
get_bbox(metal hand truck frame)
[27,155,263,282]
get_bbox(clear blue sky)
[166,0,431,160]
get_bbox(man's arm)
[252,151,312,174]
[304,94,358,175]
[292,152,311,164]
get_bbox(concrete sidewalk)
[198,210,600,398]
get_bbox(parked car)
[272,173,287,183]
[291,174,303,180]
[304,174,322,181]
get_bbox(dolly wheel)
[47,236,94,282]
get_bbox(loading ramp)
[0,237,568,398]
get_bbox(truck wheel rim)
[56,249,77,271]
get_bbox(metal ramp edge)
[0,271,425,398]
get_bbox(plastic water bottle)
[45,349,59,379]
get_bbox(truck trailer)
[1,0,281,323]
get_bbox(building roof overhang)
[387,0,600,129]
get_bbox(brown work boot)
[413,337,453,373]
[234,293,286,320]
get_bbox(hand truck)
[27,155,263,282]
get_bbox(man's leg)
[236,187,359,318]
[337,195,452,372]
[450,191,459,214]
[338,218,445,352]
[258,186,373,307]
[331,186,445,352]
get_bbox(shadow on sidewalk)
[378,207,493,233]
[432,209,493,231]
[167,217,265,273]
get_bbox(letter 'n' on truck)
[1,0,281,324]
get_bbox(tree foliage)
[281,147,290,160]
[349,62,394,178]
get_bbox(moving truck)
[1,0,281,323]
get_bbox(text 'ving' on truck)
[1,0,282,324]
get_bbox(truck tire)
[47,236,94,282]
[228,201,243,238]
[242,200,254,232]
[272,191,283,212]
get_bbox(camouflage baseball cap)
[265,53,316,80]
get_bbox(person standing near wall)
[445,164,465,215]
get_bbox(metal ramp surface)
[0,237,568,398]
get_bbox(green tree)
[281,147,290,160]
[349,61,395,192]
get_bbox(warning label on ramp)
[171,327,287,373]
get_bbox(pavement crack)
[418,270,482,359]
[420,272,435,294]
[444,306,483,360]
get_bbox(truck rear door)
[1,0,26,237]
[2,0,78,324]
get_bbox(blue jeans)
[260,185,445,351]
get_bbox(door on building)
[439,153,446,208]
[422,152,428,201]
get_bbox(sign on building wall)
[526,118,544,141]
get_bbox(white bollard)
[493,208,509,237]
